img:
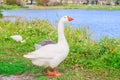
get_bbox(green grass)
[0,19,120,79]
[0,4,120,10]
[0,4,23,10]
[30,4,120,10]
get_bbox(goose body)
[27,43,69,68]
[23,16,74,76]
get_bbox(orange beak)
[67,16,74,21]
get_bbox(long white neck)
[58,20,68,46]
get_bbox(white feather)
[10,35,26,43]
[34,44,42,50]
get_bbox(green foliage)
[0,61,30,75]
[30,4,120,10]
[35,78,47,80]
[35,0,43,5]
[0,4,23,10]
[0,12,3,18]
[0,19,54,75]
[0,19,120,79]
[4,0,19,5]
[35,0,49,6]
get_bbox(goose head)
[60,16,74,24]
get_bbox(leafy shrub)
[3,0,20,5]
[35,0,43,5]
[0,12,3,18]
[36,0,49,6]
[0,5,23,10]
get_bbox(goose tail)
[23,52,38,59]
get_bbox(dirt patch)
[0,75,34,80]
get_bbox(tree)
[30,0,33,4]
[115,0,120,5]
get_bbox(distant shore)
[28,4,120,10]
[1,4,120,10]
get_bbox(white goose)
[23,16,74,76]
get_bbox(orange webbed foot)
[47,71,54,76]
[53,73,62,76]
[46,67,62,76]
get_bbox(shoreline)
[1,4,120,11]
[28,4,120,10]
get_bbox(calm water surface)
[2,9,120,39]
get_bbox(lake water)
[2,9,120,40]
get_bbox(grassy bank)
[0,4,23,10]
[30,4,120,10]
[0,4,120,10]
[0,5,23,18]
[0,19,120,80]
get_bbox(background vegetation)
[3,0,19,5]
[0,19,120,79]
[1,0,120,6]
[0,4,23,10]
[36,0,49,6]
[0,12,3,18]
[30,3,120,10]
[0,0,120,10]
[0,7,3,18]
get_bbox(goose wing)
[23,44,65,59]
[35,40,56,50]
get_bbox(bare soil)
[0,75,34,80]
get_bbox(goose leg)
[47,67,54,76]
[53,67,62,76]
[46,67,62,76]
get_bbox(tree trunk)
[31,0,33,4]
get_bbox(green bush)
[36,0,49,6]
[0,5,23,10]
[4,0,19,5]
[0,13,3,18]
